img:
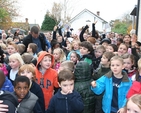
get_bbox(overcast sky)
[17,0,137,26]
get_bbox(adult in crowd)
[23,26,51,53]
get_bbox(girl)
[67,40,81,60]
[18,64,45,113]
[106,44,118,52]
[70,51,80,65]
[126,94,141,113]
[53,48,66,71]
[123,34,131,48]
[7,53,24,84]
[122,53,137,81]
[116,43,128,56]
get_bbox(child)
[79,41,94,65]
[13,76,42,113]
[67,40,81,60]
[58,60,74,73]
[18,64,45,113]
[126,58,141,99]
[17,43,25,55]
[53,48,66,71]
[46,69,84,113]
[91,55,132,113]
[116,43,128,56]
[35,51,59,109]
[27,43,37,58]
[126,94,141,113]
[74,61,95,113]
[7,53,24,84]
[70,51,80,65]
[0,70,18,113]
[93,45,106,70]
[122,53,137,81]
[106,44,118,53]
[93,52,115,113]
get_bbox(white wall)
[70,12,104,33]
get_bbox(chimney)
[97,11,100,16]
[25,18,28,23]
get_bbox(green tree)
[41,14,56,31]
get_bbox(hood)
[36,51,54,69]
[74,61,91,82]
[1,91,18,107]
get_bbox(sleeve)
[46,97,55,113]
[91,76,106,95]
[46,39,51,49]
[52,31,57,40]
[67,91,84,112]
[79,25,89,42]
[33,101,43,113]
[53,72,59,88]
[92,23,96,38]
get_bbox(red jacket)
[35,51,59,109]
[126,81,141,99]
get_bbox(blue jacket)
[46,89,84,113]
[1,77,14,92]
[91,71,132,113]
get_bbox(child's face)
[110,60,124,76]
[102,42,108,49]
[27,45,32,53]
[95,49,103,58]
[70,53,78,63]
[106,46,114,52]
[40,56,52,70]
[7,45,17,55]
[118,45,128,56]
[80,46,90,56]
[9,59,20,69]
[59,80,74,95]
[53,50,61,61]
[101,55,109,66]
[123,58,133,71]
[20,69,33,80]
[73,43,79,50]
[124,35,131,43]
[127,100,141,113]
[14,82,29,99]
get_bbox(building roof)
[130,5,137,16]
[69,9,108,23]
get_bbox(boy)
[93,45,106,71]
[93,52,115,113]
[35,51,59,109]
[74,61,95,113]
[13,76,42,113]
[46,69,84,113]
[91,55,132,113]
[0,70,18,113]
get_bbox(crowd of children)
[0,24,141,113]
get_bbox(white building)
[69,9,111,33]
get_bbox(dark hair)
[0,46,4,63]
[108,44,118,52]
[58,69,75,83]
[70,51,80,61]
[30,26,39,34]
[0,70,5,88]
[79,41,94,55]
[13,76,30,88]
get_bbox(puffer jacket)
[74,61,95,113]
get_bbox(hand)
[0,100,8,113]
[94,21,97,24]
[91,81,96,87]
[67,90,73,94]
[117,107,126,113]
[53,26,58,31]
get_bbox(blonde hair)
[17,44,25,54]
[126,94,141,110]
[96,45,106,53]
[18,64,36,81]
[110,55,124,64]
[53,48,66,62]
[60,61,74,72]
[7,42,18,50]
[9,53,24,67]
